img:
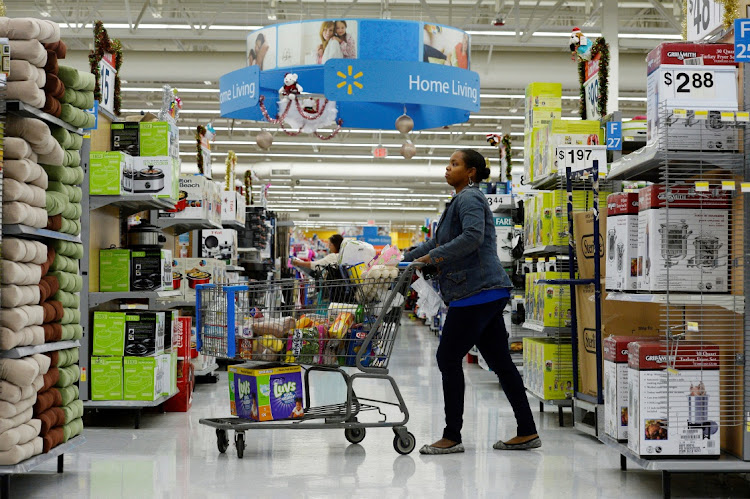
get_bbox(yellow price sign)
[736,112,750,122]
[721,181,736,191]
[673,109,687,119]
[720,112,735,122]
[742,182,750,193]
[694,110,709,120]
[695,181,709,192]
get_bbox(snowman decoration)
[569,27,593,61]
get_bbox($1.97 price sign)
[556,145,607,175]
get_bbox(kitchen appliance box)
[603,335,653,442]
[92,311,166,357]
[637,184,730,293]
[89,151,133,196]
[130,249,172,292]
[605,193,639,292]
[201,229,238,263]
[535,120,603,181]
[111,122,140,157]
[173,258,217,300]
[91,356,124,400]
[221,191,247,225]
[628,341,721,457]
[124,156,179,199]
[522,337,573,401]
[645,43,738,147]
[99,248,130,293]
[159,174,210,220]
[139,121,180,158]
[228,364,304,421]
[123,353,173,401]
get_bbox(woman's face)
[255,39,262,51]
[335,22,347,37]
[323,26,334,41]
[444,151,474,188]
[328,240,335,253]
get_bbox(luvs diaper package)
[229,363,304,421]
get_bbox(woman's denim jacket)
[404,186,513,303]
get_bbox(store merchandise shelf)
[607,141,743,181]
[510,353,523,366]
[523,245,569,256]
[226,265,244,272]
[83,392,177,409]
[531,173,563,190]
[600,434,750,472]
[276,220,295,227]
[2,224,82,243]
[606,292,744,314]
[237,248,258,253]
[0,340,81,359]
[0,436,85,475]
[151,299,195,310]
[89,290,182,308]
[526,390,573,407]
[155,217,220,235]
[222,220,245,230]
[90,195,175,216]
[98,105,117,122]
[7,100,84,135]
[194,363,219,377]
[522,323,571,335]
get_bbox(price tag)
[673,109,688,119]
[556,145,607,175]
[722,180,736,191]
[606,121,622,151]
[485,194,512,208]
[695,181,709,192]
[695,110,709,120]
[661,69,717,100]
[737,112,750,122]
[742,182,750,193]
[98,58,117,115]
[687,0,724,41]
[687,321,700,333]
[720,111,735,122]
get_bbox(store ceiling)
[10,0,680,227]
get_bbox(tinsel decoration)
[578,37,609,119]
[501,134,512,181]
[682,0,688,39]
[0,2,6,16]
[717,0,740,29]
[244,171,253,206]
[88,21,123,115]
[195,125,206,175]
[225,151,237,191]
[258,95,344,138]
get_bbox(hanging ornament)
[395,114,414,134]
[256,130,274,150]
[400,141,417,160]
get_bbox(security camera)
[492,17,505,26]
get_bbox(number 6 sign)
[98,59,117,115]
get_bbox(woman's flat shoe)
[493,437,541,450]
[419,443,465,455]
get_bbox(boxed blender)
[603,335,646,441]
[229,363,304,421]
[89,151,133,196]
[111,122,140,156]
[91,356,124,400]
[159,174,210,220]
[628,341,720,457]
[605,193,639,292]
[139,121,180,158]
[125,156,180,199]
[201,229,238,263]
[637,184,730,293]
[99,248,130,292]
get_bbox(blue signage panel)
[219,66,260,118]
[323,59,480,112]
[606,121,622,151]
[735,19,750,62]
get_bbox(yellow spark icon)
[336,65,364,95]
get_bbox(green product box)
[539,272,573,328]
[99,248,130,292]
[525,107,562,131]
[532,338,574,401]
[91,356,123,400]
[139,121,179,158]
[525,82,563,109]
[111,122,140,156]
[123,356,160,401]
[90,151,132,195]
[93,311,126,356]
[169,350,177,396]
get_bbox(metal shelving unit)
[0,340,81,359]
[606,292,744,314]
[88,290,182,308]
[521,323,571,335]
[151,210,220,235]
[2,224,82,243]
[7,100,83,135]
[526,390,572,427]
[89,195,175,216]
[523,245,568,256]
[0,437,85,497]
[222,219,244,230]
[83,392,178,429]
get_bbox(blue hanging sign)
[606,121,622,151]
[219,66,260,118]
[323,59,480,112]
[735,19,750,62]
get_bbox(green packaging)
[91,356,123,400]
[139,121,179,157]
[123,356,159,401]
[99,248,130,292]
[92,311,126,356]
[89,151,132,195]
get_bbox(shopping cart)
[196,262,421,457]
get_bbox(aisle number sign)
[734,19,750,62]
[556,145,607,175]
[98,59,116,115]
[687,0,724,41]
[606,121,622,151]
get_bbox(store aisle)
[10,319,750,498]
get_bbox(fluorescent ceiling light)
[466,30,516,36]
[294,186,409,191]
[58,22,261,30]
[179,140,496,150]
[121,109,218,114]
[123,87,220,93]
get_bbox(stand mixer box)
[605,193,639,291]
[628,341,720,457]
[637,184,729,293]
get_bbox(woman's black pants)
[436,297,537,443]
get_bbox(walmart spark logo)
[336,65,363,95]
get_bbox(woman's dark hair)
[257,33,265,44]
[329,234,344,253]
[458,149,491,182]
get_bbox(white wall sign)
[98,59,116,115]
[686,0,724,41]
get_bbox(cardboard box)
[125,156,180,199]
[130,250,165,292]
[161,250,173,291]
[124,312,166,357]
[201,229,238,263]
[139,121,179,158]
[91,356,123,400]
[646,42,736,75]
[228,364,304,421]
[177,258,215,301]
[628,341,720,457]
[526,107,562,131]
[638,184,730,293]
[522,338,573,401]
[160,174,210,220]
[221,191,237,222]
[539,120,603,179]
[110,122,140,156]
[572,210,607,280]
[93,311,126,356]
[605,193,639,291]
[89,151,132,196]
[99,248,130,293]
[603,335,649,441]
[124,355,170,401]
[525,82,563,111]
[236,192,246,225]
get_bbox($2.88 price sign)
[661,69,715,100]
[556,145,607,175]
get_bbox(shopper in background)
[293,234,343,269]
[404,149,540,455]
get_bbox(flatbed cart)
[195,263,420,457]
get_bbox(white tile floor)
[9,318,750,498]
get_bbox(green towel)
[53,240,84,259]
[66,185,82,203]
[62,400,83,424]
[68,133,82,151]
[52,253,78,273]
[60,218,81,236]
[67,166,84,186]
[55,365,80,388]
[61,308,81,325]
[63,149,80,168]
[49,271,82,293]
[56,348,79,368]
[63,417,83,442]
[57,66,79,89]
[43,164,82,185]
[55,385,80,406]
[62,88,94,110]
[50,126,72,149]
[52,290,79,308]
[61,201,81,220]
[45,191,67,216]
[61,324,83,341]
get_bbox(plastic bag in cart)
[411,271,442,317]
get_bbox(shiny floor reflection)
[11,319,750,498]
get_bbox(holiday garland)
[578,37,609,119]
[195,125,206,175]
[681,0,739,39]
[501,134,512,181]
[225,151,237,191]
[244,171,253,206]
[88,21,123,115]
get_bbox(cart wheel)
[216,429,229,454]
[345,427,366,444]
[393,432,416,455]
[235,432,246,459]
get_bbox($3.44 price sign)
[556,145,607,175]
[660,69,716,100]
